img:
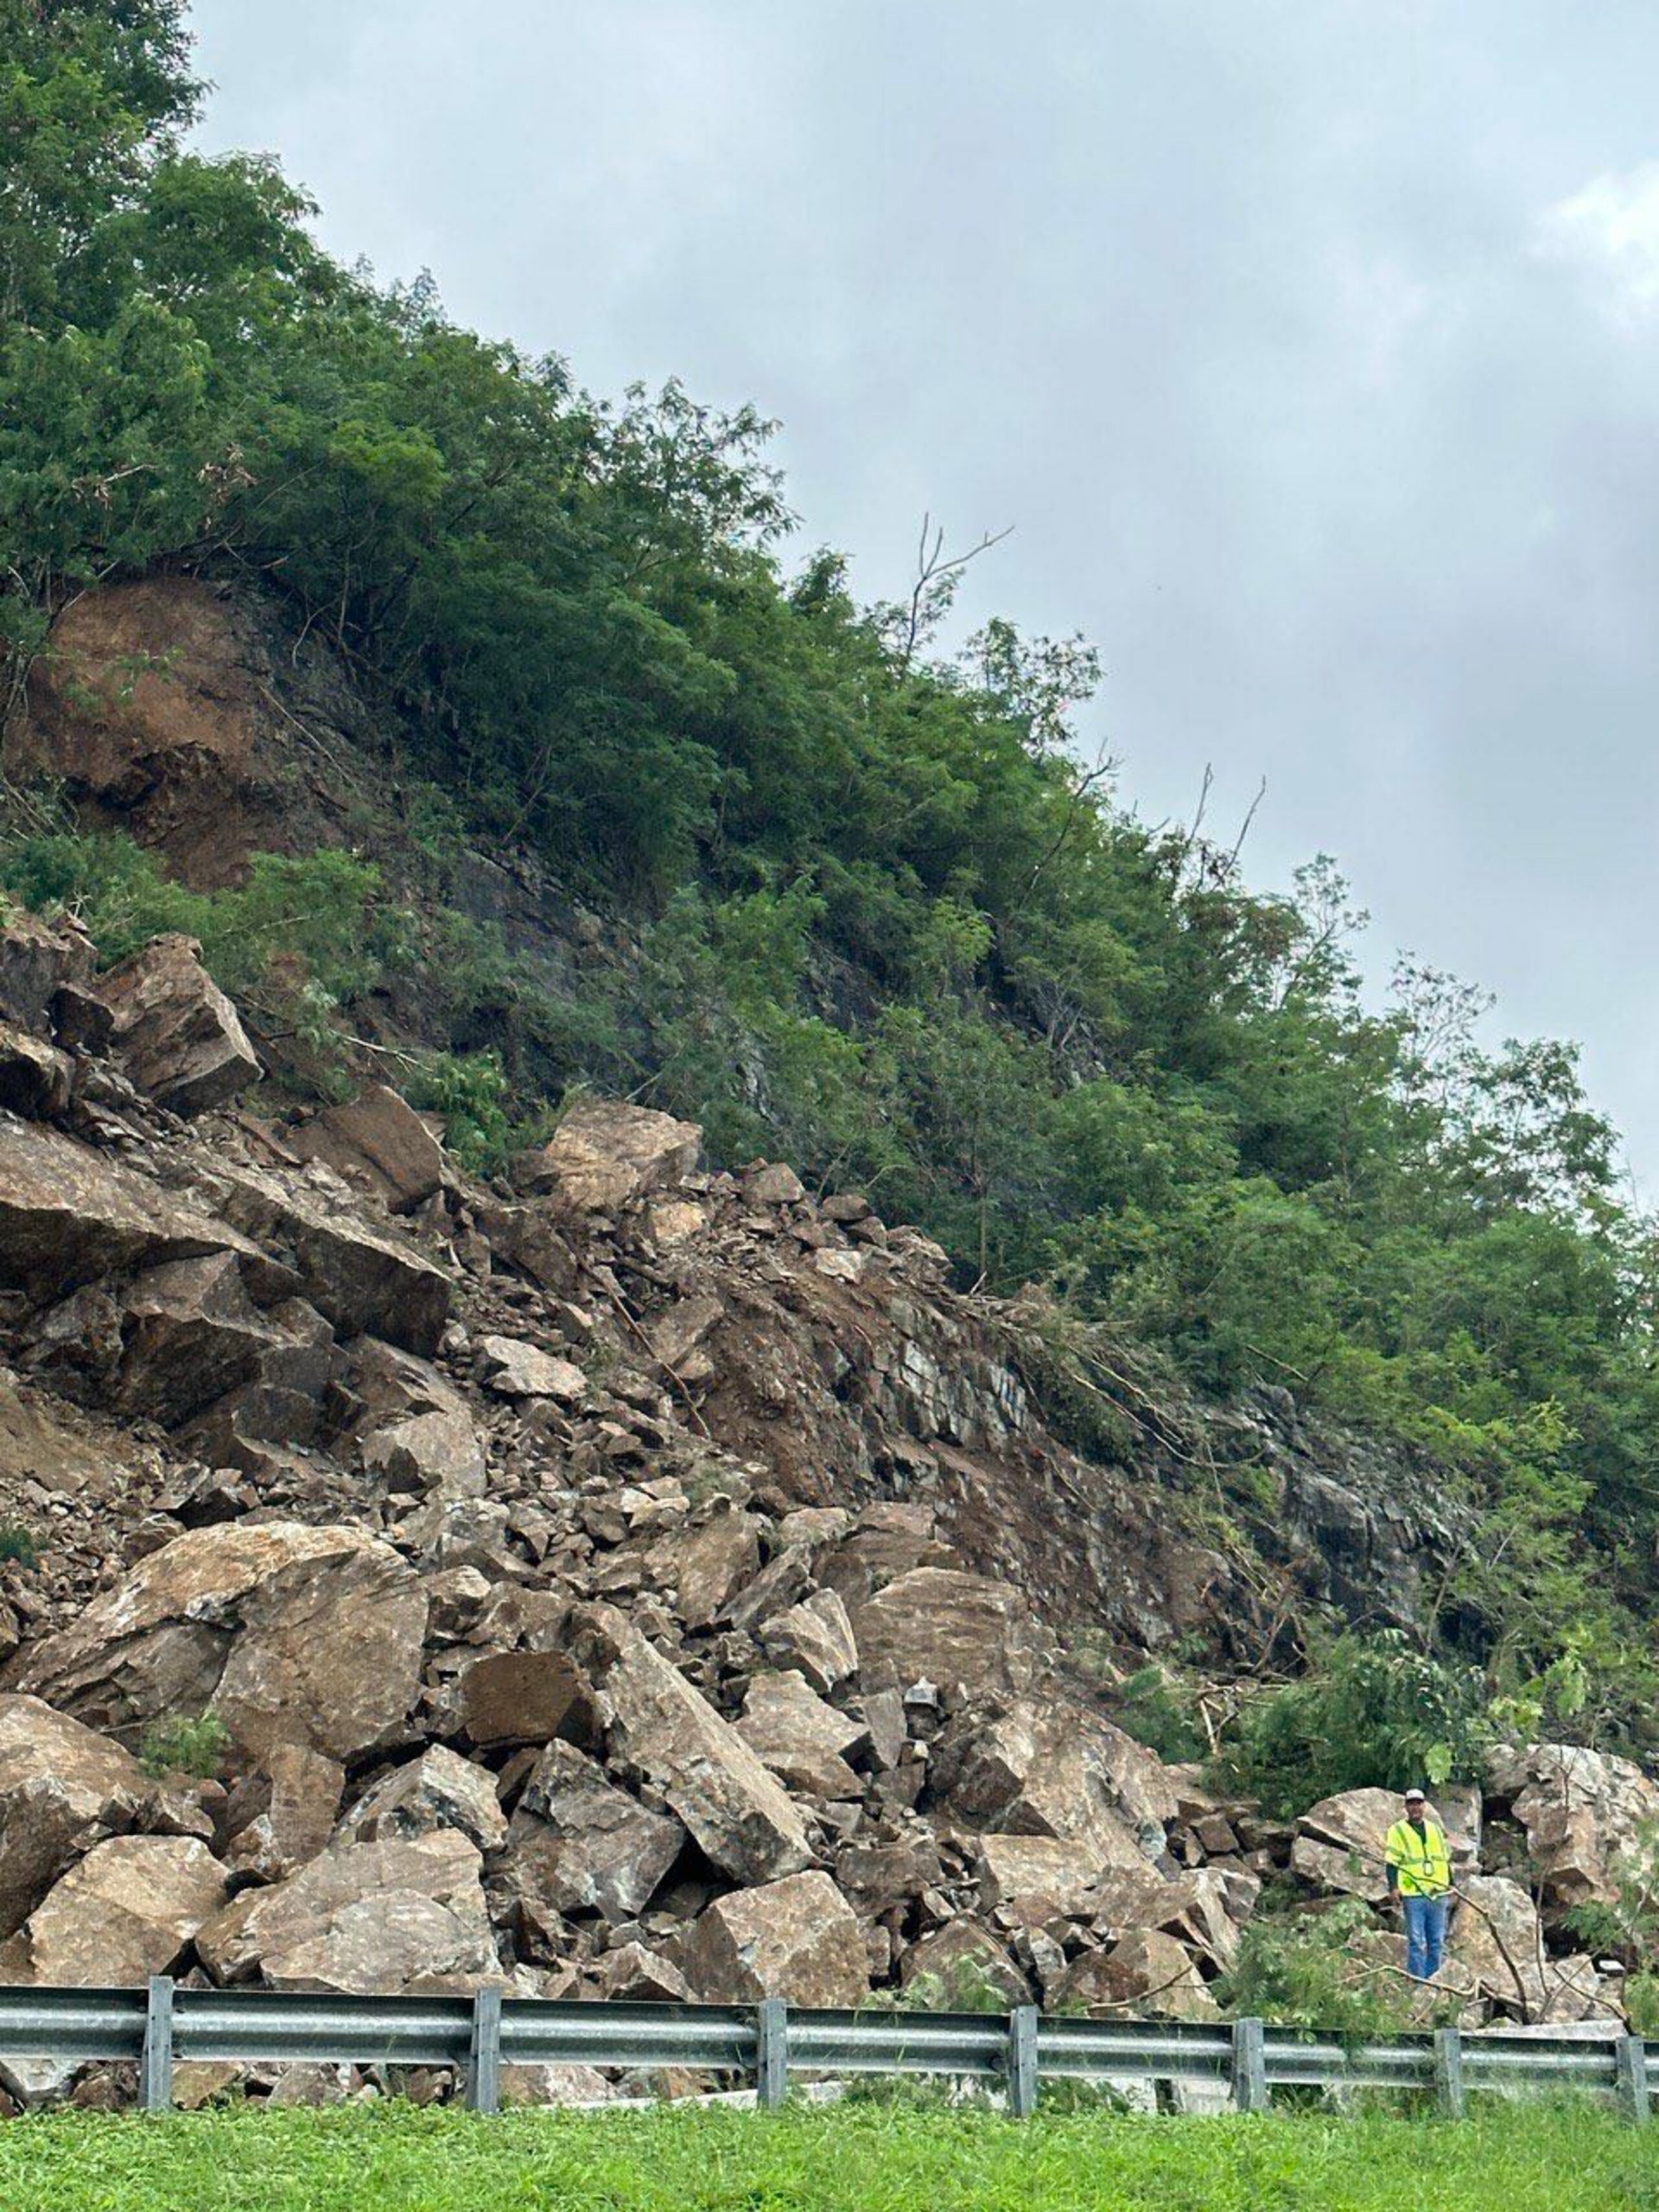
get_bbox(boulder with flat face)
[198,1828,498,1994]
[0,1834,229,1986]
[1054,1929,1218,2021]
[0,1023,71,1117]
[224,1743,345,1884]
[0,909,95,1032]
[477,1336,588,1404]
[758,1588,859,1694]
[113,1253,335,1427]
[516,1099,702,1215]
[686,1871,868,2006]
[1290,1787,1400,1903]
[898,1918,1030,2008]
[0,1118,258,1299]
[1453,1873,1548,2013]
[852,1567,1036,1705]
[290,1084,444,1214]
[934,1697,1168,1869]
[567,1605,811,1884]
[735,1671,864,1800]
[458,1651,597,1751]
[504,1741,684,1924]
[672,1500,761,1631]
[95,933,260,1114]
[208,1165,451,1354]
[340,1747,507,1854]
[0,1694,210,1940]
[1502,1744,1659,1916]
[353,1342,485,1500]
[12,1521,427,1765]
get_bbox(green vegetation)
[0,1523,40,1568]
[2,2102,1657,2212]
[138,1711,230,1782]
[10,1,1659,1750]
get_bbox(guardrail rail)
[0,1983,1649,2121]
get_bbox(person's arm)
[1386,1860,1398,1892]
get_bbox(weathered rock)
[595,1941,692,2003]
[1054,1929,1218,2020]
[225,1743,345,1883]
[673,1501,761,1630]
[209,1166,450,1355]
[115,1253,335,1427]
[0,909,95,1032]
[934,1698,1166,1869]
[758,1588,858,1694]
[0,1694,209,1940]
[458,1651,597,1751]
[835,1831,942,1916]
[686,1871,868,2006]
[0,1023,71,1117]
[646,1294,724,1382]
[477,1335,586,1404]
[291,1084,443,1214]
[12,1521,427,1765]
[1291,1787,1400,1903]
[519,1100,702,1214]
[95,934,259,1114]
[976,1832,1100,1911]
[817,1505,955,1607]
[853,1568,1036,1704]
[198,1829,498,1994]
[505,1741,684,1924]
[341,1747,507,1854]
[0,1118,257,1299]
[1452,1874,1548,2013]
[568,1605,811,1883]
[1082,1865,1246,1975]
[736,1671,864,1799]
[743,1163,806,1207]
[0,1835,229,1986]
[898,1918,1030,2007]
[1502,1744,1659,1915]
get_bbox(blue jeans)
[1402,1893,1449,1981]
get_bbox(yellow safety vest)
[1385,1817,1451,1897]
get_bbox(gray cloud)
[189,0,1659,1183]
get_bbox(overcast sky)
[189,1,1659,1185]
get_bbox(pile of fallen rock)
[0,908,1650,2111]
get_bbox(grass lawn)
[3,2099,1659,2211]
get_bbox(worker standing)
[1385,1786,1453,1980]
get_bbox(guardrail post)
[1617,2035,1650,2125]
[1432,2025,1465,2119]
[756,1997,788,2110]
[467,1986,502,2115]
[1006,2006,1038,2118]
[1231,2016,1267,2113]
[140,1975,174,2114]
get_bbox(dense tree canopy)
[7,1,1659,1743]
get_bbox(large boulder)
[517,1099,702,1215]
[458,1651,597,1751]
[0,1694,210,1940]
[672,1501,761,1631]
[207,1165,451,1354]
[735,1671,865,1800]
[1499,1744,1659,1915]
[1290,1787,1400,1903]
[198,1828,498,1994]
[340,1747,507,1854]
[1453,1874,1548,2014]
[224,1743,344,1885]
[290,1085,443,1215]
[95,934,259,1114]
[686,1871,868,2006]
[0,1118,259,1299]
[477,1336,588,1404]
[0,1023,71,1117]
[567,1605,812,1883]
[898,1918,1030,2007]
[113,1253,335,1427]
[934,1698,1169,1867]
[10,1521,428,1764]
[0,909,95,1032]
[758,1588,858,1694]
[504,1741,684,1925]
[353,1342,485,1500]
[852,1568,1035,1705]
[0,1835,228,1986]
[1054,1929,1218,2021]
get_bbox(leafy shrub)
[0,1524,41,1568]
[1218,1898,1415,2037]
[1113,1665,1207,1764]
[140,1712,231,1781]
[1214,1630,1492,1822]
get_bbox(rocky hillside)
[0,902,1651,2111]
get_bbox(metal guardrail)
[0,1983,1651,2122]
